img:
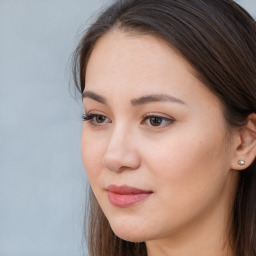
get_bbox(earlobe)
[231,113,256,170]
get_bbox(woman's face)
[81,31,238,243]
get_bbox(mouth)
[106,185,153,208]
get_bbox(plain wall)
[0,0,255,255]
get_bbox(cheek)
[81,127,106,182]
[135,131,231,236]
[141,125,229,205]
[145,118,227,173]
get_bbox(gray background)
[0,1,255,256]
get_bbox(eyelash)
[82,113,110,127]
[82,113,175,128]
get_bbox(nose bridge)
[110,121,127,144]
[102,122,140,172]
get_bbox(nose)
[102,127,141,172]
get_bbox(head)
[72,1,256,255]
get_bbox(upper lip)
[107,185,153,195]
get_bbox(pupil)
[150,117,162,126]
[96,116,105,123]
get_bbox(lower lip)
[107,191,152,207]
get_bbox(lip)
[107,185,153,207]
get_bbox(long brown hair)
[72,1,256,255]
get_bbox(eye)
[95,115,107,123]
[148,116,163,126]
[82,113,111,126]
[142,114,174,128]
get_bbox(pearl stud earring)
[238,160,246,166]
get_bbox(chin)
[112,228,147,242]
[108,218,152,242]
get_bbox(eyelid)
[83,109,109,119]
[142,112,175,122]
[85,109,107,116]
[142,112,174,119]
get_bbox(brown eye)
[142,115,174,128]
[96,115,107,123]
[149,116,163,126]
[83,114,111,127]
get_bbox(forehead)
[86,30,194,81]
[84,30,218,108]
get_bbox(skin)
[81,31,241,256]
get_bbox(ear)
[231,113,256,170]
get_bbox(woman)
[72,0,256,255]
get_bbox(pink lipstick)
[107,185,153,207]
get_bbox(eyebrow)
[131,94,185,106]
[82,90,185,106]
[82,91,107,104]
